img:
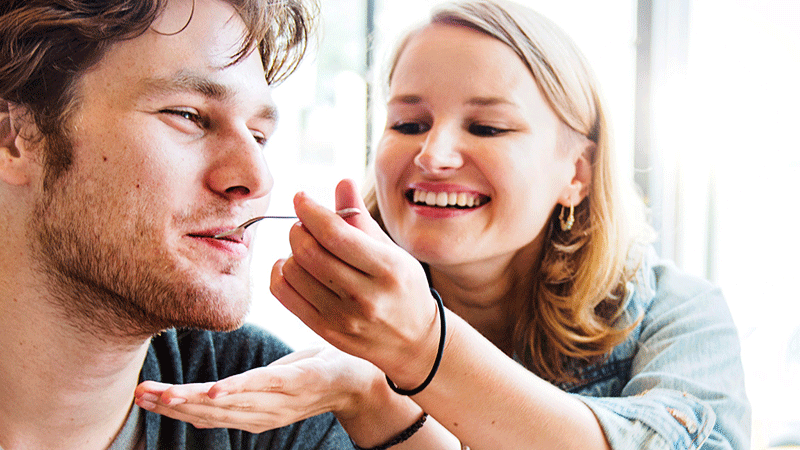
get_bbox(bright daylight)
[248,1,800,449]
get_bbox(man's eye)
[391,122,430,135]
[161,109,205,126]
[468,124,508,137]
[252,131,267,147]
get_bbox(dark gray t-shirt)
[0,326,352,450]
[137,325,352,450]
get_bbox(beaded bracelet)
[351,413,428,450]
[385,287,446,396]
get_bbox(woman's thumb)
[334,178,393,244]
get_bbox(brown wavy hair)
[0,0,316,186]
[364,0,654,383]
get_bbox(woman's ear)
[0,101,34,186]
[559,138,594,207]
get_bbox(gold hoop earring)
[559,203,574,231]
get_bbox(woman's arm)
[268,179,611,449]
[272,179,748,450]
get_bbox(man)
[0,0,352,448]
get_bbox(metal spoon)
[213,207,361,240]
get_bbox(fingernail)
[139,393,159,403]
[165,397,186,406]
[137,399,156,410]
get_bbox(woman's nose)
[205,128,273,201]
[413,126,464,175]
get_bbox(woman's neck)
[428,241,540,354]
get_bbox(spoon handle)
[213,207,361,239]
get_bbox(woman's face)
[375,23,588,270]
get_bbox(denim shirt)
[556,248,751,449]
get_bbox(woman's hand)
[270,179,444,390]
[133,346,386,434]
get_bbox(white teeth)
[410,188,485,208]
[425,191,437,206]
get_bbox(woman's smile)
[375,23,579,267]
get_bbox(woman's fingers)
[271,257,369,352]
[286,221,369,300]
[292,190,397,278]
[333,179,394,245]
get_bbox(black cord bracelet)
[351,413,428,450]
[385,287,446,396]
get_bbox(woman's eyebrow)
[465,96,517,107]
[387,94,423,106]
[387,94,516,108]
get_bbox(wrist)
[337,366,424,447]
[385,288,447,394]
[351,412,428,450]
[332,357,385,422]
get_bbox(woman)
[136,1,750,448]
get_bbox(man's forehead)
[135,0,248,67]
[75,0,271,105]
[151,0,211,37]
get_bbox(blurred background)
[245,1,800,448]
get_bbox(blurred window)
[248,1,799,447]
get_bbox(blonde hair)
[363,0,653,383]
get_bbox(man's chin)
[178,293,251,332]
[135,276,253,335]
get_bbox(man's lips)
[187,228,246,244]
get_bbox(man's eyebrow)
[135,72,278,120]
[137,73,231,101]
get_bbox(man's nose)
[413,125,465,175]
[205,128,273,201]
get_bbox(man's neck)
[0,283,151,450]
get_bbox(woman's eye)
[391,122,430,135]
[468,124,508,137]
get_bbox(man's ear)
[0,101,34,186]
[559,139,595,207]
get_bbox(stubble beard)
[29,135,251,340]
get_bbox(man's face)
[29,0,277,335]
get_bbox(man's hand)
[134,346,382,434]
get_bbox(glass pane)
[247,1,370,349]
[684,0,800,446]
